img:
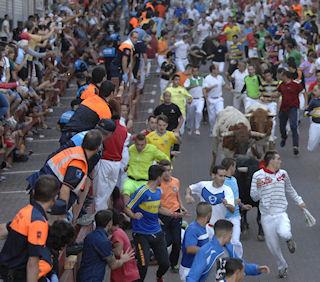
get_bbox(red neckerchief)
[262,167,279,174]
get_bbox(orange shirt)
[160,177,180,212]
[158,39,168,55]
[292,4,302,17]
[176,72,190,86]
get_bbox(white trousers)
[307,121,320,151]
[207,97,224,133]
[186,98,205,131]
[175,58,188,72]
[93,159,121,211]
[232,92,245,111]
[212,61,225,73]
[160,78,169,95]
[261,101,278,139]
[179,265,190,281]
[261,212,292,270]
[228,216,243,258]
[244,96,260,113]
[157,54,166,72]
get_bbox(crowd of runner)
[0,0,319,281]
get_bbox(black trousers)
[133,231,169,281]
[159,213,182,267]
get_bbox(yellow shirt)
[146,131,178,157]
[224,25,241,41]
[164,86,192,118]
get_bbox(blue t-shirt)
[79,228,113,282]
[181,221,209,268]
[224,176,240,218]
[70,130,88,146]
[127,185,162,235]
[58,110,75,126]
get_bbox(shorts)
[122,178,147,196]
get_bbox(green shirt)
[244,75,261,99]
[286,49,302,67]
[127,144,169,180]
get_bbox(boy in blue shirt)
[125,165,183,282]
[180,202,212,281]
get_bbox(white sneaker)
[195,130,200,135]
[187,129,192,136]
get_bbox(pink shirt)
[111,228,140,282]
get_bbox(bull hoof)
[257,234,265,241]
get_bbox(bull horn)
[237,167,248,173]
[221,131,235,137]
[268,113,276,117]
[250,131,266,138]
[245,113,252,118]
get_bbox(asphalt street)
[0,68,319,281]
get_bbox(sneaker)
[293,147,299,156]
[187,129,192,136]
[171,265,179,273]
[278,268,288,278]
[287,238,296,253]
[280,138,286,147]
[195,129,200,135]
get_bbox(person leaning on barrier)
[26,129,103,216]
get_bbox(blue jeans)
[279,107,299,147]
[0,93,9,119]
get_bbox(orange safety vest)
[119,41,134,53]
[129,17,139,29]
[81,94,112,119]
[80,83,98,100]
[38,259,53,279]
[10,204,48,245]
[47,146,88,192]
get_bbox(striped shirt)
[259,80,280,102]
[250,168,303,215]
[229,43,243,61]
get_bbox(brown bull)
[246,107,275,158]
[212,123,265,167]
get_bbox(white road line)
[27,138,59,143]
[0,190,27,194]
[2,170,38,175]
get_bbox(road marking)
[2,170,38,175]
[0,190,27,194]
[27,138,59,143]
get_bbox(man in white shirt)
[173,35,190,72]
[0,15,10,42]
[230,61,248,110]
[185,165,235,238]
[184,66,204,135]
[203,64,229,136]
[197,16,211,44]
[250,151,306,279]
[187,4,200,22]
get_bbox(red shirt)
[278,80,304,112]
[111,228,140,282]
[102,120,128,161]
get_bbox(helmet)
[74,59,88,73]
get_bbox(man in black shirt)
[206,38,228,74]
[154,91,184,132]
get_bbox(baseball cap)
[96,119,116,133]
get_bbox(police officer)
[27,130,103,216]
[60,80,114,145]
[0,175,59,282]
